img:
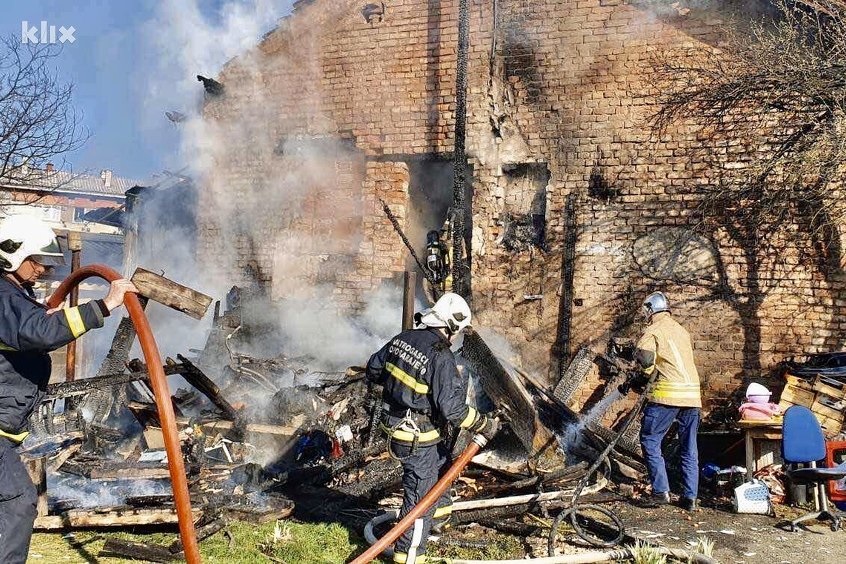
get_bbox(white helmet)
[642,291,670,318]
[417,292,472,334]
[0,215,65,272]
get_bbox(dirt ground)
[603,498,845,563]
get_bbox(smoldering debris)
[23,275,661,557]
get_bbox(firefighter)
[0,215,138,562]
[366,292,499,564]
[632,291,702,511]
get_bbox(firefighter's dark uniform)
[0,276,108,563]
[366,327,482,564]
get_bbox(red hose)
[48,265,201,563]
[350,435,488,564]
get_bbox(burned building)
[195,0,846,412]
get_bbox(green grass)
[29,520,383,564]
[29,519,524,563]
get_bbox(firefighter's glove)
[619,373,649,395]
[617,380,632,395]
[470,414,501,442]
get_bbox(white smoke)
[135,0,407,377]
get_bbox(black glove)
[470,414,501,442]
[617,380,632,395]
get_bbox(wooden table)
[737,420,783,473]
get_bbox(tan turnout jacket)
[636,311,702,408]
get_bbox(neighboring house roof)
[0,169,139,198]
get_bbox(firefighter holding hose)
[0,215,137,562]
[366,292,499,564]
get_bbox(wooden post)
[65,232,82,382]
[402,271,416,331]
[25,457,48,518]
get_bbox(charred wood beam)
[34,507,203,530]
[44,363,187,400]
[174,354,241,421]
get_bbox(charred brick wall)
[197,0,846,409]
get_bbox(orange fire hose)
[48,265,201,563]
[350,434,488,564]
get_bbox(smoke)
[132,0,407,380]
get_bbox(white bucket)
[733,479,772,514]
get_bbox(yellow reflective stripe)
[63,307,86,338]
[643,364,655,375]
[393,553,430,564]
[460,406,478,429]
[386,362,429,394]
[0,428,29,444]
[653,381,700,399]
[388,426,440,443]
[0,341,16,351]
[433,504,453,519]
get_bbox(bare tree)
[646,1,846,379]
[651,0,846,241]
[0,34,86,192]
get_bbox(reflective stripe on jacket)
[0,276,107,435]
[365,328,479,445]
[636,312,702,408]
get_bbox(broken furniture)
[780,405,846,531]
[738,419,783,474]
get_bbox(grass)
[29,520,384,564]
[29,519,524,563]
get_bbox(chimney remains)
[45,163,54,173]
[101,169,112,189]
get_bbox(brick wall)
[197,0,846,409]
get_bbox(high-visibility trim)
[0,341,16,351]
[433,504,453,519]
[642,364,656,375]
[386,362,429,394]
[0,428,29,444]
[383,424,440,443]
[63,307,86,338]
[394,553,430,563]
[459,406,478,429]
[652,381,701,400]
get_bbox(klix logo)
[21,21,76,44]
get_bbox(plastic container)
[733,479,772,514]
[746,382,772,404]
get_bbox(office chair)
[781,405,846,532]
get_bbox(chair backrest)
[782,405,826,463]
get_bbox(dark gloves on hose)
[469,414,501,442]
[618,373,650,395]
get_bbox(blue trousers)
[639,403,700,500]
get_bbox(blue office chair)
[781,405,846,532]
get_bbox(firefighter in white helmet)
[0,215,138,563]
[366,292,499,564]
[629,291,702,511]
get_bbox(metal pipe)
[402,271,416,330]
[350,434,487,563]
[47,264,200,563]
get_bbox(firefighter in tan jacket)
[635,291,701,511]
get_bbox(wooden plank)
[131,267,212,320]
[814,376,846,400]
[25,457,48,518]
[786,374,815,391]
[34,507,203,530]
[89,466,171,480]
[780,384,815,407]
[47,442,82,473]
[462,329,553,453]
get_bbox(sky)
[0,0,292,183]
